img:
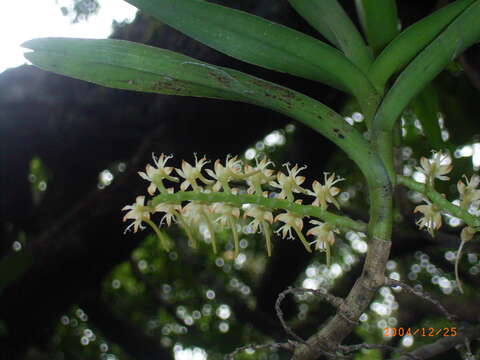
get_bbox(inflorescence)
[122,151,480,282]
[412,150,479,240]
[410,150,480,293]
[122,153,346,263]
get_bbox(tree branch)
[385,278,458,324]
[225,341,296,360]
[291,236,392,360]
[275,287,349,345]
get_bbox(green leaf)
[23,38,372,175]
[23,38,249,100]
[288,0,373,72]
[374,1,480,134]
[410,84,444,150]
[370,0,475,92]
[355,0,399,54]
[122,0,375,99]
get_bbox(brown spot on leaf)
[208,71,232,87]
[250,78,295,100]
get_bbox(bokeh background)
[1,1,480,359]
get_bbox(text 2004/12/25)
[384,327,457,337]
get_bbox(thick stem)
[374,130,396,185]
[291,154,393,359]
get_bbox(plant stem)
[262,221,272,257]
[201,209,217,253]
[228,215,240,256]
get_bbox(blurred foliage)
[29,156,50,206]
[57,0,100,23]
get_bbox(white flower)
[270,163,307,200]
[307,220,339,251]
[211,202,241,255]
[457,174,480,209]
[181,201,209,226]
[309,173,344,210]
[138,153,178,195]
[122,196,151,233]
[416,150,452,185]
[243,204,274,233]
[206,155,243,192]
[154,188,182,227]
[245,157,276,194]
[182,201,218,252]
[211,202,240,228]
[414,200,442,237]
[274,211,304,240]
[274,210,311,252]
[176,154,213,191]
[244,204,274,255]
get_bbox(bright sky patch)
[0,0,137,74]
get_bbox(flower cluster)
[412,150,479,239]
[410,149,480,293]
[414,200,442,238]
[416,150,452,186]
[122,153,347,262]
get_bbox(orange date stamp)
[383,327,457,337]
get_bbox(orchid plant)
[23,0,480,358]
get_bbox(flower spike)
[125,154,360,259]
